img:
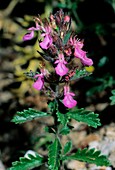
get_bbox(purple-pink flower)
[39,26,53,49]
[63,86,77,108]
[23,22,41,41]
[39,34,52,49]
[23,30,34,41]
[33,74,44,90]
[23,22,53,49]
[55,53,68,76]
[69,36,93,66]
[74,47,93,66]
[32,68,50,90]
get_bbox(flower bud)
[64,15,70,23]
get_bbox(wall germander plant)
[10,9,111,170]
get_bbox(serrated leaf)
[56,111,69,125]
[11,108,49,124]
[48,138,62,170]
[109,89,115,105]
[63,148,111,166]
[67,108,101,128]
[71,69,91,81]
[63,141,72,155]
[9,152,44,170]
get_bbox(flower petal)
[55,62,68,76]
[40,35,52,49]
[74,48,93,66]
[63,94,77,108]
[63,86,77,108]
[33,76,44,90]
[23,31,34,41]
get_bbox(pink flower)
[32,68,49,91]
[33,74,44,90]
[64,15,70,22]
[55,53,68,76]
[39,26,53,49]
[69,36,84,48]
[63,86,77,108]
[69,36,93,66]
[74,47,93,66]
[39,34,52,49]
[23,22,41,41]
[23,29,34,41]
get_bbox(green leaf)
[48,138,62,170]
[63,141,72,155]
[59,125,71,135]
[63,148,111,166]
[109,89,115,105]
[11,108,49,124]
[98,56,108,67]
[56,111,73,135]
[48,100,57,114]
[67,108,101,128]
[63,32,71,45]
[56,111,69,125]
[9,152,44,170]
[71,69,92,81]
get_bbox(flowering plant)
[10,10,110,170]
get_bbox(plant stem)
[53,84,63,170]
